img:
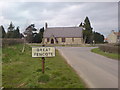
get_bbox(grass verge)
[91,48,119,60]
[2,44,85,88]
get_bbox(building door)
[51,39,54,44]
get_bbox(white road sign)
[32,47,55,57]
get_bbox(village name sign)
[32,47,55,57]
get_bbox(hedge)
[1,38,24,47]
[99,44,119,54]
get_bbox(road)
[57,47,118,88]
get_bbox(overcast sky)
[0,1,118,37]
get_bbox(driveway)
[57,47,118,88]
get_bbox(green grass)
[2,44,85,88]
[91,48,119,60]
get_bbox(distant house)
[106,30,120,43]
[43,23,83,45]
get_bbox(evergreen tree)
[0,26,2,38]
[33,33,41,43]
[14,26,21,38]
[20,33,24,38]
[6,22,15,38]
[93,32,104,43]
[40,27,44,38]
[39,27,44,43]
[8,22,14,31]
[79,17,104,44]
[79,22,83,27]
[83,16,93,43]
[6,31,14,38]
[84,17,93,32]
[0,25,6,38]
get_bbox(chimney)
[45,22,48,29]
[111,30,114,32]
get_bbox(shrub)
[99,44,119,54]
[2,38,24,47]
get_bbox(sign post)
[42,45,45,74]
[32,45,55,74]
[42,57,45,73]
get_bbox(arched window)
[51,39,54,44]
[47,38,49,42]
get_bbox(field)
[91,48,119,60]
[2,44,85,88]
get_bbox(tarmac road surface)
[57,47,118,88]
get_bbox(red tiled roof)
[114,32,120,36]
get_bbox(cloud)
[0,0,119,2]
[0,2,118,37]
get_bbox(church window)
[62,38,65,42]
[47,38,49,42]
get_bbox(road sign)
[32,47,55,57]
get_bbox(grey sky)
[0,1,118,37]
